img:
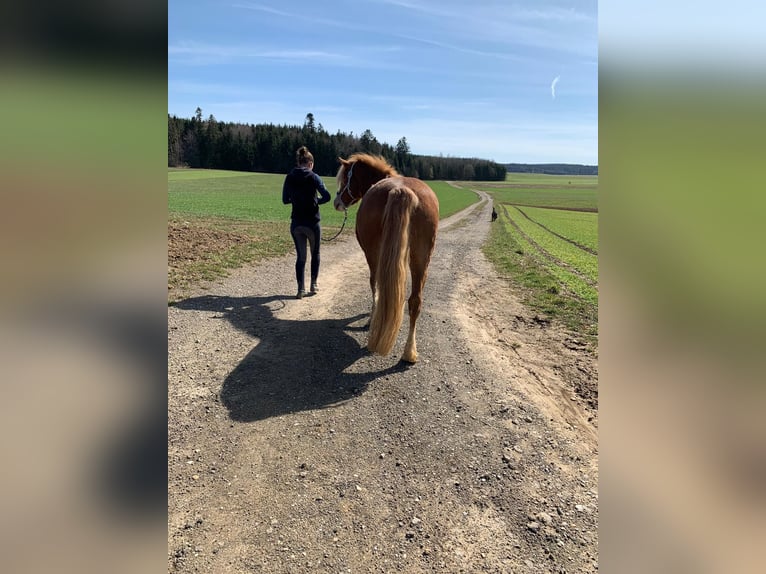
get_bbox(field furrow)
[515,207,597,255]
[500,206,598,302]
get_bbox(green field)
[475,185,597,211]
[168,169,478,225]
[427,181,482,218]
[504,172,598,186]
[518,206,598,254]
[168,169,348,227]
[168,168,259,181]
[508,206,598,285]
[478,175,598,342]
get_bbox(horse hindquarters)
[367,188,418,357]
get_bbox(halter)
[335,161,358,210]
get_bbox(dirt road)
[168,191,598,573]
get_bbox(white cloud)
[230,3,293,17]
[551,75,561,99]
[168,41,357,66]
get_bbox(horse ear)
[338,157,349,165]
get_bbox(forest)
[505,163,598,176]
[168,110,508,181]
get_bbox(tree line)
[168,110,507,181]
[505,163,598,176]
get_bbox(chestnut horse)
[334,154,439,363]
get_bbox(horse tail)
[368,187,419,356]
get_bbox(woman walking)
[282,146,332,299]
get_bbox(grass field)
[507,206,598,285]
[168,168,479,297]
[168,169,348,226]
[168,168,260,180]
[427,181,482,218]
[477,174,598,343]
[519,206,598,254]
[474,185,597,211]
[504,172,598,186]
[169,169,478,225]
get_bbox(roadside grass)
[481,174,598,345]
[484,214,598,343]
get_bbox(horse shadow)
[172,294,410,423]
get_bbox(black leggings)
[291,222,321,290]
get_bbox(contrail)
[551,75,560,99]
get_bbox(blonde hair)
[296,146,314,166]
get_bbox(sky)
[168,0,598,165]
[600,1,766,68]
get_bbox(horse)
[334,153,439,363]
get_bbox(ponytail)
[296,146,314,166]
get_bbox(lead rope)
[321,209,348,242]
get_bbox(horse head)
[334,157,359,211]
[334,154,400,212]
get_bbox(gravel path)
[168,192,598,573]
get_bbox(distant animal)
[491,207,498,222]
[334,153,439,363]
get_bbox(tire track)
[514,206,597,255]
[499,204,598,290]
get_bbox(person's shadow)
[172,294,410,422]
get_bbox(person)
[491,206,498,222]
[282,146,331,299]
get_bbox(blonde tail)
[368,188,419,356]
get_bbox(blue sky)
[168,1,598,165]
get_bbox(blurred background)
[600,1,766,572]
[0,1,167,573]
[0,1,764,572]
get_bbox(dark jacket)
[282,167,331,225]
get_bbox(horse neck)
[353,164,391,198]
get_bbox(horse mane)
[337,153,398,192]
[346,153,399,178]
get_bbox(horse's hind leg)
[367,274,377,329]
[402,259,428,363]
[363,248,378,329]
